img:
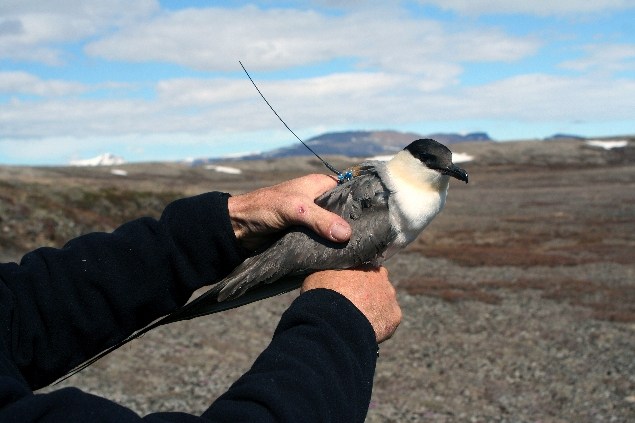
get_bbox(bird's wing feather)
[216,166,395,300]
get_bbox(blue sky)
[1,0,634,165]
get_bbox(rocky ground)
[2,138,634,422]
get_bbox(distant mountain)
[252,130,423,159]
[69,153,125,167]
[425,132,492,144]
[195,130,491,164]
[544,133,586,141]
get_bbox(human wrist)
[227,194,249,241]
[227,194,271,251]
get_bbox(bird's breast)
[389,183,447,246]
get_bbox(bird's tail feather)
[159,274,303,324]
[55,260,302,385]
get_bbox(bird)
[59,138,467,381]
[158,137,469,321]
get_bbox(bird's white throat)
[382,150,450,247]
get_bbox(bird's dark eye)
[417,153,435,163]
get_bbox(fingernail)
[330,222,351,241]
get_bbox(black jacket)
[0,192,377,422]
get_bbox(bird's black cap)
[405,139,469,183]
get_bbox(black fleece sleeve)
[0,192,378,422]
[0,192,244,389]
[0,289,377,422]
[202,288,378,423]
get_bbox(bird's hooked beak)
[442,164,469,183]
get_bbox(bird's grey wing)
[214,167,396,300]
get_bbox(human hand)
[301,267,401,344]
[227,174,352,251]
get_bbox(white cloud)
[456,73,635,121]
[416,0,635,16]
[2,69,633,145]
[0,71,87,96]
[84,5,538,75]
[156,78,250,107]
[0,97,155,138]
[0,0,159,64]
[85,6,331,71]
[560,43,635,74]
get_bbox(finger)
[294,202,351,242]
[279,174,350,242]
[305,175,351,242]
[295,174,339,199]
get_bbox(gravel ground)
[3,138,633,421]
[42,256,634,422]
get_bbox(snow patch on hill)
[585,140,628,150]
[69,153,125,166]
[204,165,242,174]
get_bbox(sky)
[1,0,634,165]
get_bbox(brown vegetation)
[400,277,635,323]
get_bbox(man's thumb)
[305,205,351,242]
